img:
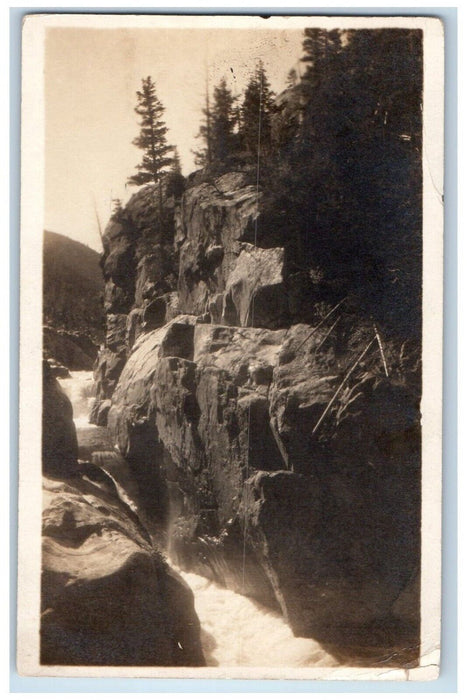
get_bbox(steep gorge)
[89,137,421,664]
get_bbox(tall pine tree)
[240,62,275,156]
[195,77,238,169]
[193,84,213,168]
[300,28,342,84]
[171,147,182,175]
[211,78,238,165]
[128,76,174,187]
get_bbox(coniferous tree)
[171,147,182,175]
[300,28,341,84]
[193,87,213,168]
[166,147,185,199]
[239,62,275,157]
[128,76,174,187]
[110,197,124,223]
[210,78,238,165]
[194,77,238,169]
[111,197,123,215]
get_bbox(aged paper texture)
[18,14,443,680]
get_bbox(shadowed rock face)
[241,467,419,643]
[43,327,99,372]
[41,361,205,667]
[41,475,205,667]
[221,243,288,328]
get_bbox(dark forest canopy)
[262,27,423,337]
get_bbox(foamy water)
[60,370,337,668]
[175,568,338,668]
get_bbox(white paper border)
[17,12,444,681]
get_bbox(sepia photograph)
[18,14,443,680]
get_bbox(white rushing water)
[175,568,338,668]
[58,370,96,428]
[60,369,337,668]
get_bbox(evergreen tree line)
[193,61,276,169]
[127,29,423,335]
[127,63,278,191]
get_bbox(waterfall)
[58,370,96,428]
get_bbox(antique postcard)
[18,14,443,680]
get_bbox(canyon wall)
[91,159,421,656]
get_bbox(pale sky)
[45,26,304,251]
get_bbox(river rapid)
[59,370,337,668]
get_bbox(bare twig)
[312,336,376,436]
[373,323,389,377]
[93,197,104,245]
[294,298,347,354]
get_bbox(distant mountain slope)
[43,230,104,342]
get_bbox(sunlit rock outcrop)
[92,172,291,422]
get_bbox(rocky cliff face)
[93,170,313,415]
[176,172,288,328]
[91,168,421,660]
[43,326,99,373]
[92,184,179,414]
[105,315,420,647]
[41,360,205,667]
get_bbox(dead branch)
[312,336,376,436]
[294,298,347,354]
[313,315,341,355]
[93,197,104,245]
[373,323,389,377]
